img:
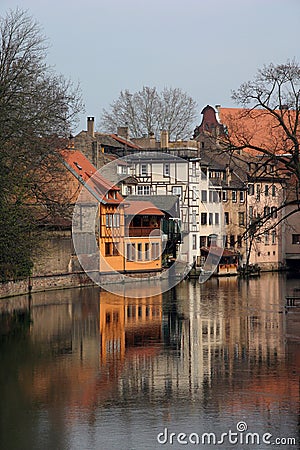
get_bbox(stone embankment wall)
[0,272,94,299]
[0,231,94,299]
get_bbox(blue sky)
[1,0,300,134]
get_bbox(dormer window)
[108,190,117,199]
[140,164,148,176]
[74,162,82,170]
[118,165,127,175]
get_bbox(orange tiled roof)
[218,107,298,155]
[125,200,164,216]
[60,149,123,204]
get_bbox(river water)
[0,273,299,450]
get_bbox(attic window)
[108,190,117,199]
[74,162,82,170]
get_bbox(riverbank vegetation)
[0,8,83,281]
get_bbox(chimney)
[117,126,129,141]
[226,165,232,185]
[87,116,95,137]
[160,130,169,149]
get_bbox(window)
[126,243,131,260]
[208,234,217,247]
[237,235,242,248]
[265,184,269,196]
[201,168,207,180]
[172,186,182,197]
[113,243,119,256]
[264,206,271,217]
[106,214,112,228]
[249,206,254,220]
[215,213,219,225]
[106,213,120,228]
[230,235,235,248]
[209,213,213,225]
[192,162,196,177]
[137,243,142,260]
[248,184,254,195]
[201,190,207,202]
[222,191,227,201]
[256,185,260,201]
[151,242,160,259]
[209,190,214,203]
[126,243,136,261]
[105,242,112,256]
[272,185,276,197]
[232,191,237,202]
[140,164,148,176]
[192,210,197,226]
[238,212,245,226]
[113,214,120,227]
[213,191,219,202]
[192,234,197,250]
[193,188,199,201]
[201,213,207,225]
[200,236,206,247]
[240,191,245,202]
[271,231,276,245]
[137,185,150,195]
[224,212,229,225]
[163,163,170,176]
[145,243,150,260]
[292,234,300,244]
[118,165,127,175]
[264,231,269,245]
[271,207,277,219]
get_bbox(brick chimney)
[117,126,129,141]
[87,116,95,138]
[160,130,169,149]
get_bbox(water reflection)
[0,274,299,450]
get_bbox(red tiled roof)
[60,149,123,204]
[218,107,297,155]
[110,134,141,149]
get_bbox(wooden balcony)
[126,227,161,237]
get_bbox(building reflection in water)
[0,275,299,449]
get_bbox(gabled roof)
[75,130,141,150]
[110,134,141,149]
[59,149,123,205]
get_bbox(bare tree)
[229,60,300,182]
[0,8,84,280]
[214,60,300,216]
[216,60,300,268]
[100,86,197,140]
